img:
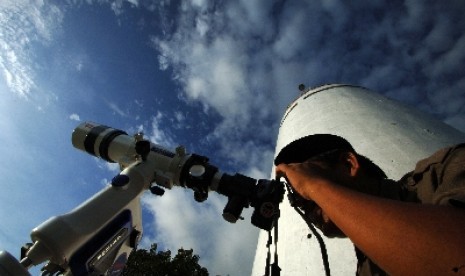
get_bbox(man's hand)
[275,161,344,201]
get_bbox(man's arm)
[276,162,465,275]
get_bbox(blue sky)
[1,0,465,275]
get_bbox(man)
[274,134,465,275]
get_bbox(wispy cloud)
[148,111,176,148]
[0,0,63,100]
[106,100,128,117]
[152,0,465,138]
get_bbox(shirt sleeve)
[410,144,465,207]
[432,144,465,207]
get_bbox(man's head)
[275,134,386,180]
[275,134,387,237]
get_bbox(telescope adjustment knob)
[111,174,130,188]
[150,185,165,196]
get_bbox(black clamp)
[180,154,218,202]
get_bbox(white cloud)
[110,0,124,15]
[69,113,81,121]
[148,111,176,148]
[272,8,309,61]
[126,0,139,7]
[173,111,184,123]
[134,99,143,108]
[195,16,208,37]
[0,0,63,99]
[172,110,187,130]
[428,34,465,77]
[105,162,121,172]
[151,3,284,180]
[106,100,128,117]
[109,0,140,15]
[155,0,465,135]
[141,189,259,275]
[0,42,35,99]
[423,15,454,54]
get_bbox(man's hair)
[275,134,387,180]
[274,134,354,165]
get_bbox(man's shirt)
[356,144,465,276]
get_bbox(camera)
[217,174,284,231]
[251,179,285,230]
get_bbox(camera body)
[251,179,285,230]
[217,174,284,231]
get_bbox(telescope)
[0,122,284,275]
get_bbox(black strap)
[293,206,331,276]
[263,180,330,276]
[264,217,281,276]
[264,231,271,276]
[271,219,281,276]
[285,182,331,276]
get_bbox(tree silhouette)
[122,243,209,276]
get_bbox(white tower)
[251,84,465,275]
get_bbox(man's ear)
[339,151,360,177]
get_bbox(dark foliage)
[122,243,209,276]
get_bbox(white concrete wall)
[252,84,465,275]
